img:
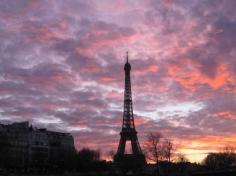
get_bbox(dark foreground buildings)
[0,121,75,171]
[114,54,146,172]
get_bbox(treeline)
[41,148,110,173]
[203,146,236,170]
[73,148,110,172]
[143,132,236,176]
[0,147,111,174]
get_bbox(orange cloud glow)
[168,61,234,91]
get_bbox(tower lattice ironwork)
[114,53,146,171]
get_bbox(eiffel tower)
[114,52,146,172]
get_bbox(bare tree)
[162,138,174,174]
[221,145,236,154]
[175,153,189,173]
[144,132,163,176]
[176,153,189,163]
[162,138,174,162]
[107,150,115,161]
[203,145,236,170]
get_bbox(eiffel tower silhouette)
[114,52,146,172]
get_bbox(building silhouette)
[0,121,75,171]
[114,53,146,172]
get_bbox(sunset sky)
[1,0,236,162]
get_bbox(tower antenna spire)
[126,51,129,63]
